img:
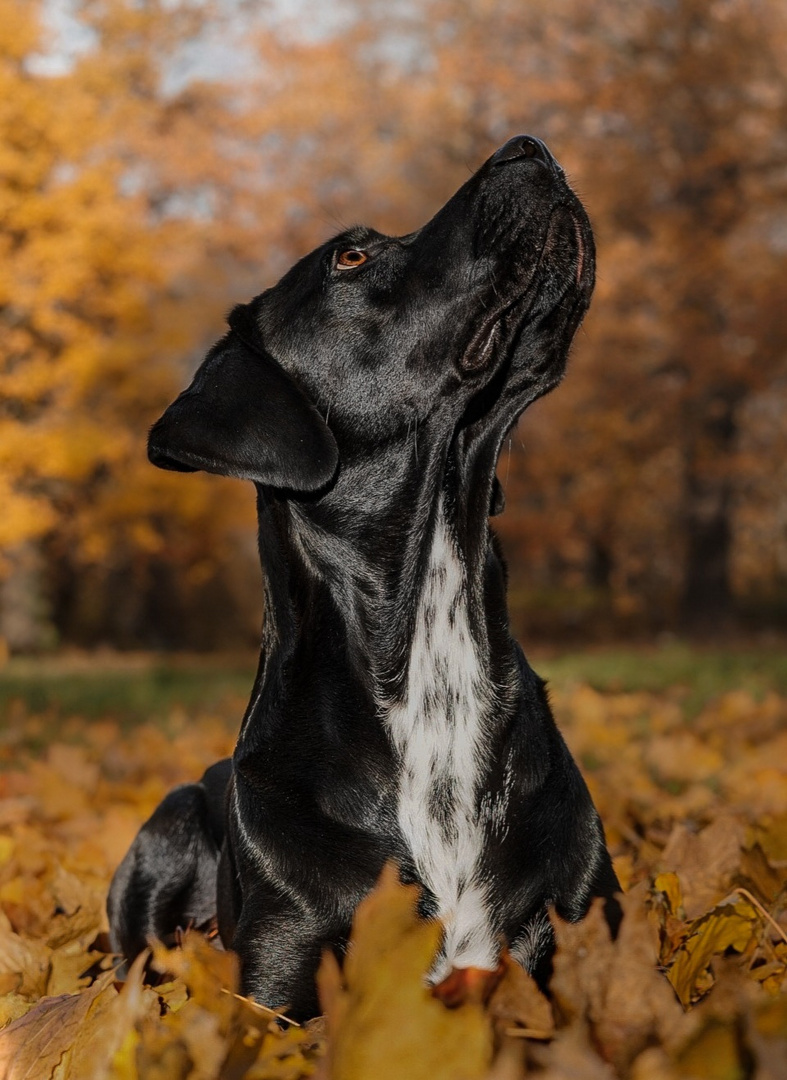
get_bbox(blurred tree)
[0,0,260,649]
[2,0,785,649]
[562,0,787,630]
[404,0,787,632]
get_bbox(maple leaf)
[549,886,690,1071]
[318,863,494,1080]
[0,969,123,1080]
[666,896,760,1007]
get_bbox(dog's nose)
[492,136,561,174]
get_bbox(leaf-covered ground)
[0,656,785,1079]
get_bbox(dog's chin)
[460,208,591,382]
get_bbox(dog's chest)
[384,505,500,975]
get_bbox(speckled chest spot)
[384,502,502,976]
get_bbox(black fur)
[109,136,620,1018]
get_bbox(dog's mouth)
[459,305,509,375]
[459,204,592,376]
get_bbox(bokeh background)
[1,9,786,1068]
[1,0,786,656]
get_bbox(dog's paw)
[431,961,505,1008]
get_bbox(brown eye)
[336,249,368,270]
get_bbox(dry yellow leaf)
[0,911,51,1000]
[0,994,31,1029]
[319,864,493,1080]
[666,898,759,1007]
[550,887,688,1069]
[653,872,684,917]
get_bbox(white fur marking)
[385,502,500,978]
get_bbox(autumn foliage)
[2,0,787,1070]
[0,668,783,1078]
[1,0,786,649]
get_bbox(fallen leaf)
[550,886,688,1070]
[531,1024,618,1080]
[737,843,785,904]
[660,816,747,919]
[319,863,493,1080]
[487,951,554,1039]
[666,897,759,1007]
[0,970,116,1080]
[0,911,51,999]
[3,675,787,1079]
[145,933,320,1080]
[645,733,724,784]
[0,994,31,1029]
[47,943,99,996]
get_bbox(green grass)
[0,654,256,724]
[1,641,786,728]
[530,640,787,715]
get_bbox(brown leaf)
[150,933,239,1021]
[660,816,747,919]
[651,873,691,966]
[550,886,687,1070]
[0,970,116,1080]
[319,863,493,1080]
[144,938,239,1079]
[752,815,787,864]
[531,1024,618,1080]
[652,872,683,918]
[145,934,316,1080]
[45,867,105,951]
[243,1024,325,1080]
[46,943,99,997]
[487,951,554,1038]
[0,911,51,1000]
[737,844,785,904]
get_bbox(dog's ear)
[148,306,338,492]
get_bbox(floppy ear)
[148,306,338,492]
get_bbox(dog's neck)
[255,410,514,702]
[248,411,521,969]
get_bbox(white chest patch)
[384,503,500,978]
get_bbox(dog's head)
[149,136,593,495]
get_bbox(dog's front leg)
[232,889,346,1020]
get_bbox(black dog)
[108,135,620,1018]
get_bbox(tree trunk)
[0,542,56,653]
[680,396,737,630]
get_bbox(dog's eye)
[336,249,368,270]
